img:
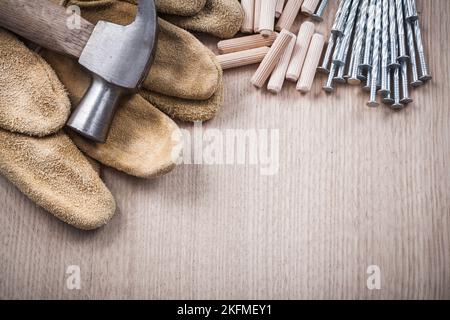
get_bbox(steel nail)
[361,0,376,69]
[412,19,432,81]
[318,33,336,73]
[363,68,372,92]
[396,0,409,61]
[323,63,337,92]
[334,0,361,65]
[388,0,401,68]
[312,0,329,22]
[345,50,355,80]
[349,0,369,84]
[334,64,346,83]
[400,60,413,104]
[405,0,418,22]
[405,19,423,86]
[332,0,353,37]
[380,0,390,94]
[357,70,367,82]
[377,62,382,90]
[367,0,382,107]
[392,67,404,109]
[382,69,395,104]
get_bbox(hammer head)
[67,0,158,143]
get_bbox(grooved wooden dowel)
[217,33,278,54]
[275,0,304,32]
[217,47,271,70]
[301,0,321,15]
[254,0,262,33]
[286,21,315,81]
[297,33,325,92]
[268,35,297,93]
[241,0,255,33]
[259,0,278,37]
[276,0,286,18]
[251,29,295,88]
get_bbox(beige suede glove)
[128,0,243,38]
[41,50,183,179]
[154,0,207,16]
[0,30,70,136]
[162,0,244,39]
[0,29,116,230]
[55,0,225,122]
[0,28,183,229]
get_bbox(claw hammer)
[0,0,158,143]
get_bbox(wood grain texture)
[1,0,449,300]
[0,0,93,58]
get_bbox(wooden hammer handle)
[0,0,94,58]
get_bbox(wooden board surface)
[1,0,449,300]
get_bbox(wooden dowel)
[254,0,262,33]
[275,0,286,18]
[217,33,278,54]
[275,0,304,32]
[259,0,277,37]
[267,35,297,93]
[297,33,325,92]
[301,0,320,15]
[286,21,315,81]
[251,29,295,88]
[241,0,255,33]
[217,47,271,70]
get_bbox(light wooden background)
[1,0,449,300]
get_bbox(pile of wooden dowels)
[216,0,330,93]
[320,0,431,108]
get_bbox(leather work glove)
[0,28,182,229]
[129,0,243,38]
[41,0,238,178]
[154,0,207,16]
[0,29,70,136]
[161,0,244,39]
[0,29,116,230]
[48,0,233,123]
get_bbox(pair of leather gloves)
[0,0,243,230]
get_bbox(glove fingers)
[148,19,221,101]
[141,83,223,122]
[65,0,207,15]
[0,29,70,137]
[68,93,183,179]
[86,156,102,175]
[155,0,207,16]
[142,48,223,122]
[65,1,220,101]
[42,52,183,179]
[0,129,116,230]
[163,0,244,39]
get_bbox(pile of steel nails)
[319,0,431,108]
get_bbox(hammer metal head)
[67,0,158,143]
